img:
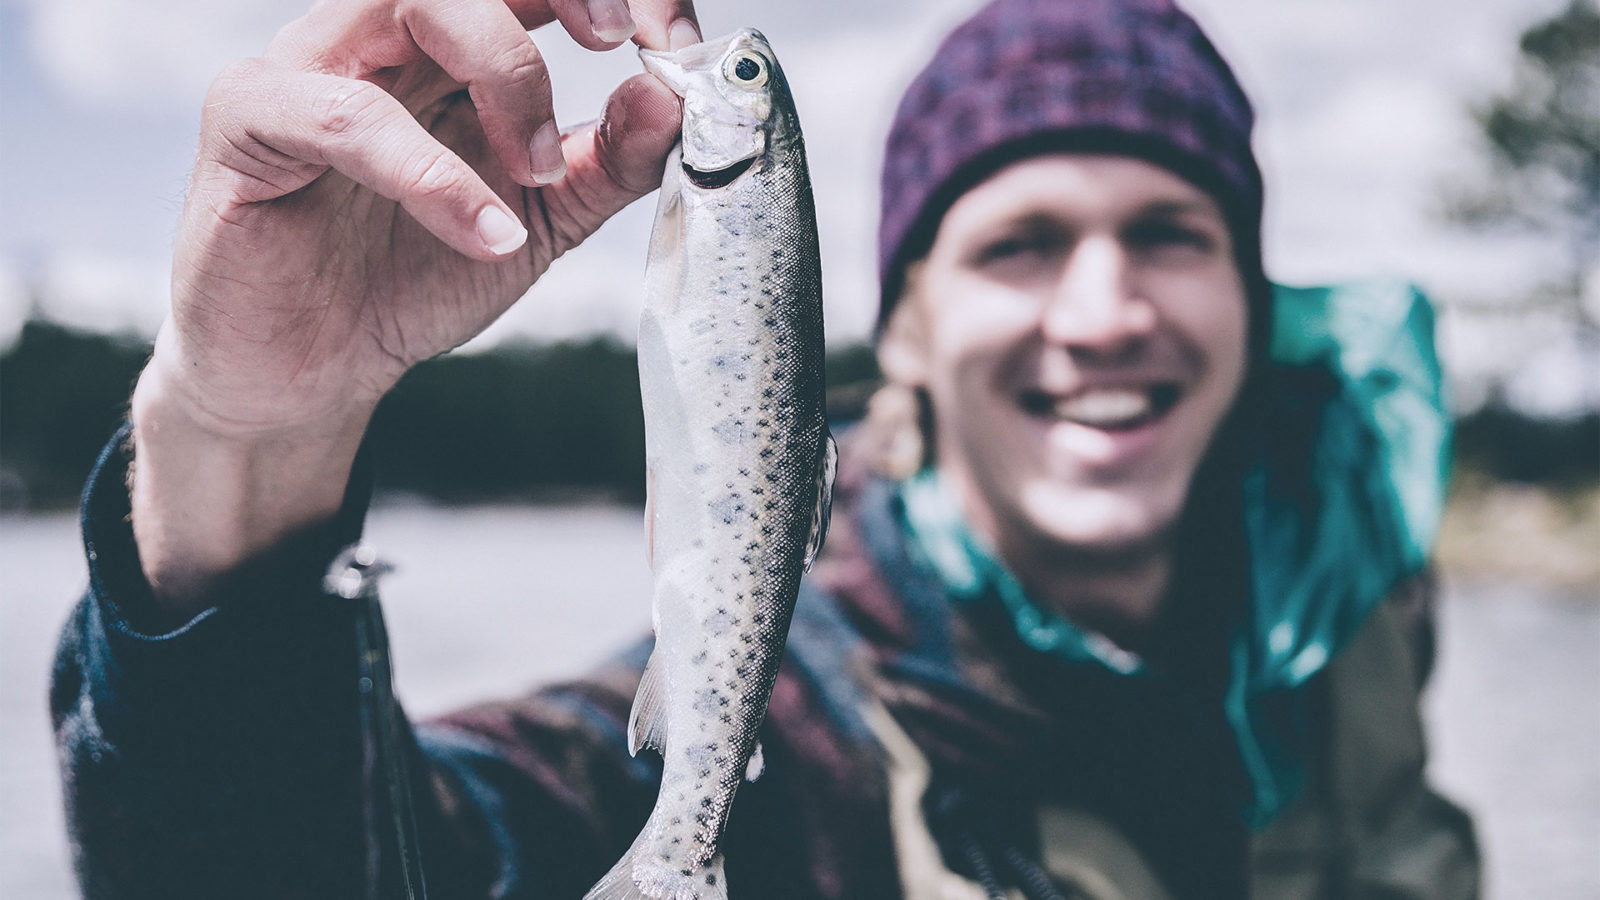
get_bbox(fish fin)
[642,145,687,315]
[744,740,765,782]
[637,854,730,900]
[584,821,730,900]
[800,429,839,572]
[643,466,656,570]
[584,826,647,900]
[627,650,670,757]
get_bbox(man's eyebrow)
[984,210,1071,233]
[1133,199,1222,220]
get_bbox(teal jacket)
[898,279,1455,826]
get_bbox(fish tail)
[584,833,729,900]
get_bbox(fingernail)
[477,206,527,256]
[529,121,566,183]
[588,0,636,43]
[668,19,701,51]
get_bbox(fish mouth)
[683,156,756,189]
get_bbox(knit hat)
[877,0,1269,354]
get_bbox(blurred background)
[2,0,1595,896]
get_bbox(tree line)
[2,318,1595,511]
[0,320,883,510]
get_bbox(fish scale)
[584,28,835,900]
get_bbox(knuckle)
[312,81,386,141]
[495,45,552,96]
[206,57,268,115]
[399,150,464,200]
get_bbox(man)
[52,0,1479,896]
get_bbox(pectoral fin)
[643,466,656,570]
[801,430,838,572]
[744,740,765,782]
[627,650,669,756]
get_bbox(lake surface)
[3,505,1596,897]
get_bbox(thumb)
[539,73,681,252]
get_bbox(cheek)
[924,283,1040,367]
[1154,273,1249,386]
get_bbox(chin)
[1013,480,1185,556]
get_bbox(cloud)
[22,0,301,110]
[33,250,169,337]
[8,0,1587,413]
[0,263,30,352]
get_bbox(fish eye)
[725,51,768,87]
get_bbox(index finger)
[500,0,697,49]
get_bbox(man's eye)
[1124,221,1215,253]
[977,232,1058,263]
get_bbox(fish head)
[641,29,793,186]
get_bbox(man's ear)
[876,265,932,388]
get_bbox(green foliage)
[0,321,149,508]
[0,320,886,509]
[1446,0,1599,327]
[369,340,650,501]
[1454,404,1599,487]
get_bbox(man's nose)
[1040,236,1156,353]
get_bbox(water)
[3,506,1596,897]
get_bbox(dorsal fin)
[801,430,838,572]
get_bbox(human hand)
[155,0,698,435]
[130,0,699,606]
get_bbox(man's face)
[879,155,1249,558]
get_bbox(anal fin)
[627,650,669,757]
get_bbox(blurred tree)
[0,317,887,509]
[1444,0,1599,340]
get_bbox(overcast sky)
[0,0,1589,412]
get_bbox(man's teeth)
[1052,389,1151,426]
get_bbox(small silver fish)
[584,28,836,900]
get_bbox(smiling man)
[52,0,1478,897]
[879,155,1251,645]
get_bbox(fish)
[583,28,836,900]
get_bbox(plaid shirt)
[53,423,1475,898]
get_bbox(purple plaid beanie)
[878,0,1269,350]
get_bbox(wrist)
[129,349,375,612]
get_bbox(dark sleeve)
[49,426,659,898]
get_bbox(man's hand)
[130,0,699,611]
